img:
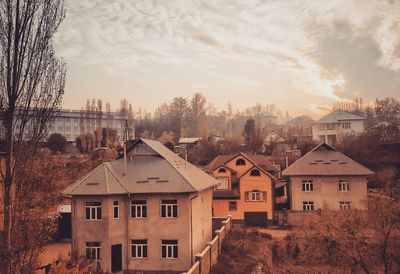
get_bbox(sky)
[54,0,400,118]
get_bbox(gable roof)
[287,115,315,125]
[315,109,365,124]
[282,143,375,176]
[205,153,279,174]
[62,138,218,196]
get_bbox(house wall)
[72,191,213,273]
[224,155,253,178]
[190,188,213,260]
[290,175,368,210]
[212,168,232,189]
[213,171,274,221]
[312,120,365,144]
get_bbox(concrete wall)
[72,190,214,273]
[290,175,368,210]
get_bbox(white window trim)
[338,180,350,192]
[302,180,313,192]
[86,242,101,261]
[161,240,178,259]
[303,201,314,211]
[131,201,147,219]
[85,202,102,221]
[250,191,261,201]
[113,201,119,219]
[339,201,351,210]
[131,240,148,258]
[161,201,178,218]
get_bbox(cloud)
[54,0,400,114]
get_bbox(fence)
[183,215,232,274]
[275,210,320,227]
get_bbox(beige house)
[62,139,218,273]
[282,143,374,211]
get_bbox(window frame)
[245,191,266,202]
[302,201,314,211]
[229,201,237,211]
[131,200,147,219]
[338,180,350,192]
[339,201,351,210]
[113,201,119,219]
[250,169,261,177]
[131,239,148,258]
[235,158,246,166]
[161,240,178,259]
[302,180,314,192]
[161,200,178,218]
[327,123,336,130]
[85,201,102,221]
[86,242,101,261]
[342,122,351,129]
[215,177,229,190]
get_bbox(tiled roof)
[315,109,365,124]
[282,143,375,176]
[62,139,218,196]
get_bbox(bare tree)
[0,0,66,273]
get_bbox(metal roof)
[62,139,218,196]
[315,109,365,124]
[178,137,202,144]
[282,143,375,176]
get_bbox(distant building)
[264,130,286,145]
[205,153,279,226]
[287,115,314,142]
[282,143,375,211]
[0,109,132,144]
[62,139,217,273]
[177,137,201,154]
[312,109,365,145]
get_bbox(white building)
[312,109,365,145]
[0,109,132,144]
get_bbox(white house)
[312,109,365,145]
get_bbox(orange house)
[205,153,278,226]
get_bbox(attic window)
[156,180,169,183]
[236,159,246,166]
[338,162,347,165]
[309,163,317,165]
[86,182,99,186]
[250,169,261,176]
[147,177,160,180]
[323,162,331,165]
[136,180,149,183]
[331,159,339,162]
[315,160,323,162]
[218,168,227,173]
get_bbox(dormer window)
[218,168,227,173]
[250,169,261,176]
[236,159,246,166]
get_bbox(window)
[131,240,148,258]
[216,177,229,190]
[161,240,178,259]
[338,180,350,192]
[302,180,313,192]
[131,200,147,218]
[85,202,102,220]
[58,126,64,131]
[342,122,351,129]
[113,201,119,219]
[303,201,314,211]
[229,201,237,211]
[245,191,266,202]
[327,123,335,130]
[86,242,101,261]
[236,159,246,166]
[250,169,261,176]
[161,200,178,218]
[218,168,226,173]
[339,201,351,210]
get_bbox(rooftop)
[282,143,375,176]
[315,109,365,124]
[62,138,218,196]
